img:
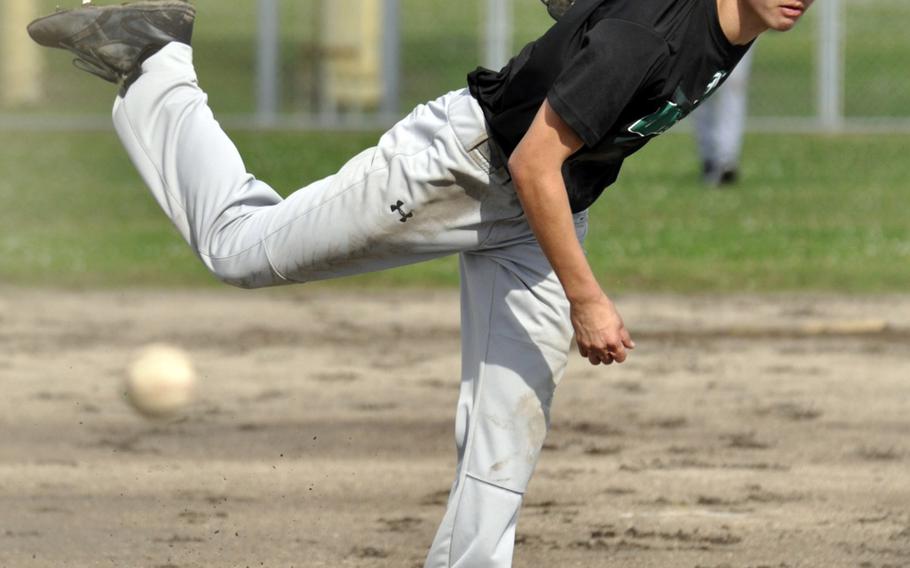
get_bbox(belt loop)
[487,136,512,184]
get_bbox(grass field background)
[10,0,910,118]
[1,0,908,292]
[1,129,907,292]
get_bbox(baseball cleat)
[27,0,196,93]
[702,161,741,188]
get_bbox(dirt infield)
[1,288,908,568]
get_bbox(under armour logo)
[391,200,414,223]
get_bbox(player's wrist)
[565,281,606,305]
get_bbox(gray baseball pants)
[694,48,756,170]
[112,43,586,568]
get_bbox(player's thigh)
[457,235,585,493]
[257,93,510,282]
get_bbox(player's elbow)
[509,151,564,195]
[507,152,526,183]
[508,151,538,188]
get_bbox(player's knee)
[208,260,275,290]
[200,236,286,289]
[211,268,260,289]
[218,273,262,290]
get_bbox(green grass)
[586,133,910,292]
[1,130,907,292]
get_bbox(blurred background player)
[693,47,755,187]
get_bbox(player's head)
[743,0,815,33]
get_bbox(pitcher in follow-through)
[27,0,812,565]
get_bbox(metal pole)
[381,0,401,120]
[485,0,513,70]
[256,0,281,126]
[818,0,843,131]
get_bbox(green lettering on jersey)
[626,71,729,139]
[627,101,684,137]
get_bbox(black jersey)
[467,0,752,212]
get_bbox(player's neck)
[716,0,769,45]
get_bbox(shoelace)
[71,57,120,83]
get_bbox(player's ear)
[541,0,576,21]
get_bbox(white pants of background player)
[694,48,755,173]
[112,43,586,568]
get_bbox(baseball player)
[27,0,812,566]
[694,47,756,186]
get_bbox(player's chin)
[770,18,798,31]
[769,12,803,31]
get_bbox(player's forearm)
[510,165,602,304]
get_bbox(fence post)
[2,0,43,106]
[485,0,513,70]
[256,0,281,126]
[381,0,401,121]
[817,0,843,132]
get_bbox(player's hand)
[570,293,635,366]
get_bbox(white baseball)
[125,344,196,418]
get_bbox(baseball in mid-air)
[125,344,197,418]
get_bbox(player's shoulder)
[590,0,705,42]
[583,16,670,58]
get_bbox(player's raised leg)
[112,43,514,286]
[29,2,519,288]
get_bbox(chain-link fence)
[1,0,908,132]
[748,0,910,131]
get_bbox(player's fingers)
[621,328,635,349]
[587,352,601,366]
[578,342,589,358]
[610,342,627,363]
